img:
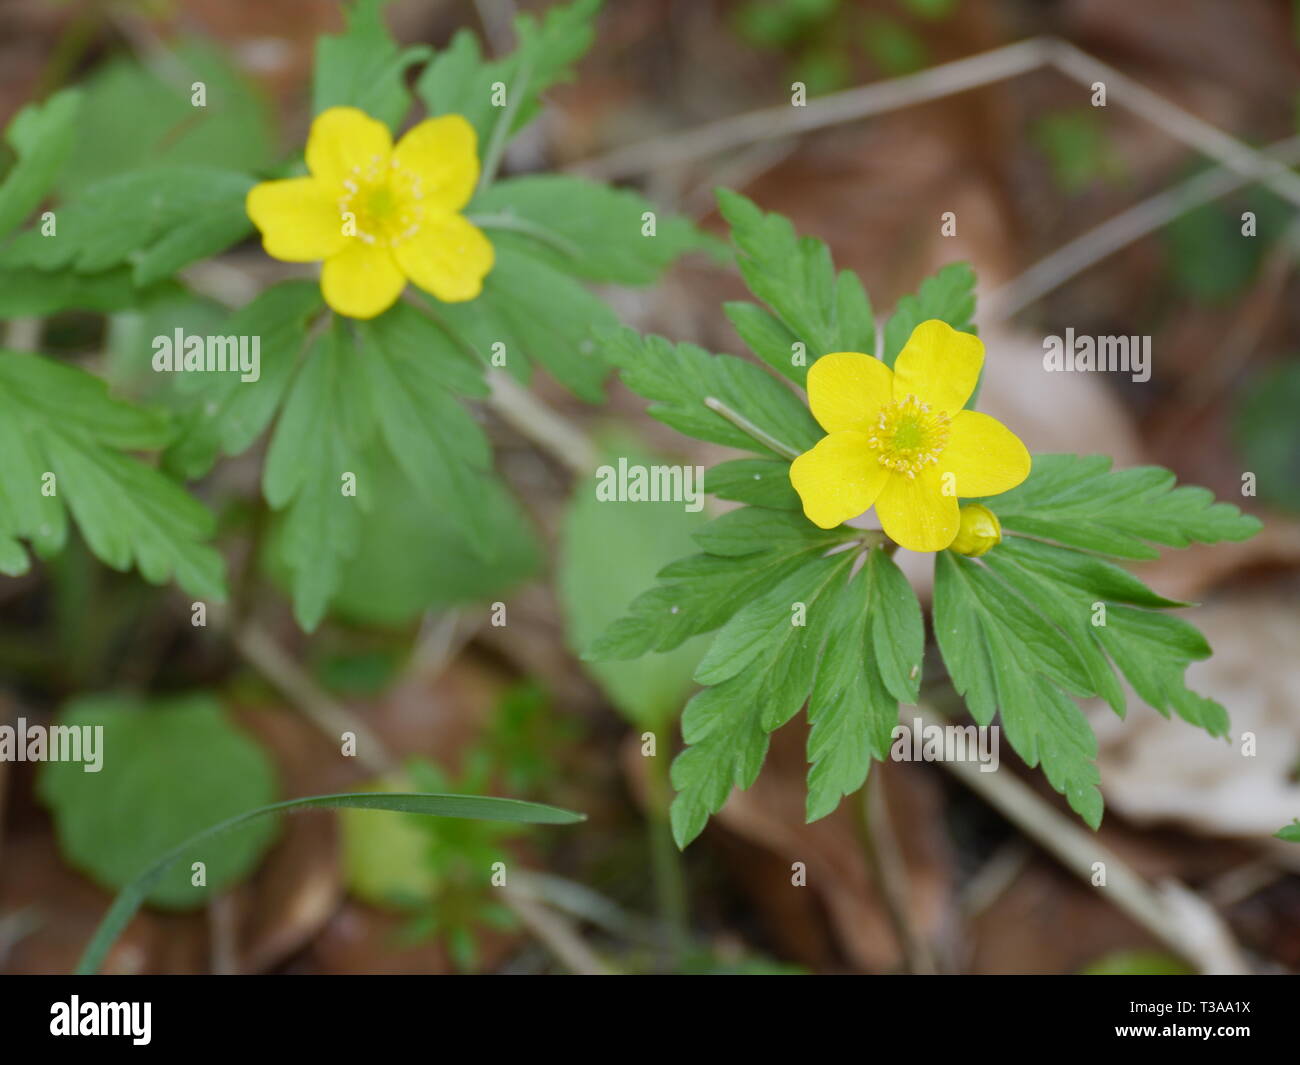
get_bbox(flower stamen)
[865,393,951,479]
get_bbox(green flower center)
[867,393,951,478]
[337,156,427,248]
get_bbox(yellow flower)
[246,107,494,320]
[790,319,1030,552]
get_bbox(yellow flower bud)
[949,504,1002,557]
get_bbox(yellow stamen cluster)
[866,393,951,478]
[338,155,426,248]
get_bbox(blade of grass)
[75,791,585,975]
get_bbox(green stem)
[646,742,689,964]
[477,55,534,192]
[703,396,802,461]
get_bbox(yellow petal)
[790,431,889,529]
[321,242,406,319]
[393,212,494,303]
[806,351,894,434]
[306,107,393,188]
[874,464,960,552]
[892,319,983,413]
[246,177,346,262]
[939,410,1032,498]
[393,114,480,212]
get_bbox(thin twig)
[231,619,394,776]
[575,35,1300,219]
[855,770,937,973]
[486,368,597,473]
[501,882,613,974]
[987,134,1300,319]
[1046,39,1300,209]
[916,706,1248,974]
[572,38,1052,181]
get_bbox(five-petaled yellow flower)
[246,106,494,319]
[790,319,1030,552]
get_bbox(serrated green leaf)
[586,543,827,660]
[58,40,274,198]
[0,351,225,597]
[599,326,821,456]
[312,0,431,131]
[881,261,976,368]
[414,0,601,146]
[0,265,157,317]
[263,323,375,629]
[703,458,800,509]
[0,166,254,286]
[806,562,898,821]
[0,88,80,239]
[328,453,539,626]
[717,188,875,385]
[691,506,848,557]
[989,453,1262,559]
[436,245,615,400]
[472,174,706,284]
[934,551,1102,827]
[693,551,851,686]
[865,547,924,704]
[357,305,492,540]
[165,281,325,478]
[558,437,710,727]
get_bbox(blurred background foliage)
[0,0,1297,974]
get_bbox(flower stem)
[477,55,534,193]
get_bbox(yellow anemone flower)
[246,106,494,320]
[790,319,1030,552]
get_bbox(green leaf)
[864,547,925,704]
[312,0,432,131]
[436,245,616,401]
[691,506,846,558]
[0,88,80,239]
[805,562,898,822]
[76,784,583,975]
[717,188,875,385]
[0,166,254,286]
[57,40,274,198]
[327,453,540,626]
[414,0,601,146]
[989,453,1262,560]
[0,266,156,317]
[703,458,801,509]
[671,551,857,846]
[357,305,492,536]
[934,550,1103,827]
[881,261,976,368]
[472,174,707,284]
[558,437,710,727]
[1276,821,1300,843]
[263,323,376,629]
[165,281,325,479]
[598,326,821,456]
[0,351,225,597]
[40,693,277,912]
[587,506,852,661]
